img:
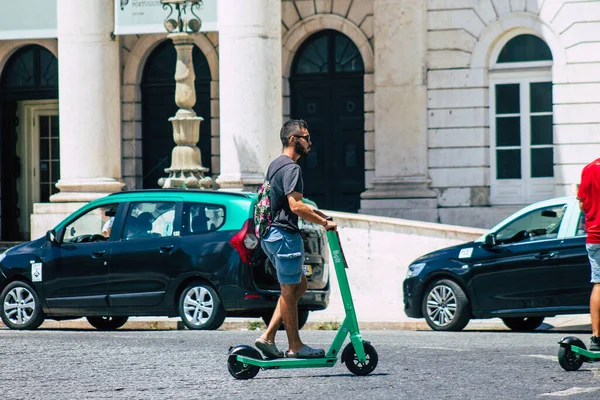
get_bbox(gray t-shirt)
[266,155,304,233]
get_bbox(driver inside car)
[101,212,114,238]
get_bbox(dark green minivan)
[0,190,330,330]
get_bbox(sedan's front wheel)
[0,281,45,330]
[422,279,470,331]
[178,283,226,330]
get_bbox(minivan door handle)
[160,245,174,254]
[535,252,556,260]
[91,250,106,259]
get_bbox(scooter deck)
[571,345,600,362]
[236,354,338,369]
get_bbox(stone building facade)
[0,0,598,240]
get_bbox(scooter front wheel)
[558,336,585,371]
[228,345,262,379]
[342,341,378,376]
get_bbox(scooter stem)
[325,229,366,361]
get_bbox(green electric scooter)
[558,336,600,371]
[227,224,378,379]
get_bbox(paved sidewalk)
[0,314,593,332]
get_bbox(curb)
[0,317,593,332]
[0,319,447,331]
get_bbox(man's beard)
[294,140,309,157]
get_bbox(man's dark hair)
[280,119,308,147]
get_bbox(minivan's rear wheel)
[261,309,309,330]
[502,316,545,331]
[422,279,470,331]
[86,316,129,330]
[0,281,45,330]
[179,283,226,330]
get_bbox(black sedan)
[403,196,591,331]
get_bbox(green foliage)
[247,321,265,331]
[317,321,340,331]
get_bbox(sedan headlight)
[406,262,426,278]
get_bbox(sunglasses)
[292,135,311,142]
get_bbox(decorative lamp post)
[158,0,214,189]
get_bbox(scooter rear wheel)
[342,341,378,376]
[558,337,585,371]
[228,345,262,379]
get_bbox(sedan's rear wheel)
[501,316,545,331]
[0,281,45,330]
[86,316,129,330]
[421,279,470,331]
[178,283,226,330]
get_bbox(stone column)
[216,0,282,190]
[52,0,124,202]
[360,0,438,221]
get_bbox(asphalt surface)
[1,328,600,399]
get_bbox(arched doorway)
[290,30,365,212]
[141,41,212,189]
[0,45,58,240]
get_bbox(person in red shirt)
[578,158,600,351]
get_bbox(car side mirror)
[46,229,58,245]
[483,233,496,248]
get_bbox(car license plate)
[302,264,313,276]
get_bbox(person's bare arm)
[287,191,336,231]
[311,208,328,219]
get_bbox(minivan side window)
[182,202,225,235]
[123,202,176,240]
[63,204,119,243]
[495,204,567,244]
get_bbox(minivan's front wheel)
[422,279,470,331]
[0,281,45,330]
[179,283,226,330]
[86,316,129,330]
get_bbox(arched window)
[497,34,552,63]
[489,33,554,205]
[293,30,364,76]
[1,45,58,90]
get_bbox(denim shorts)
[586,244,600,283]
[261,227,305,285]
